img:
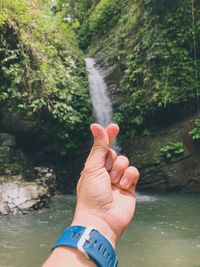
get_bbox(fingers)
[119,166,140,194]
[84,123,120,170]
[110,155,129,183]
[105,148,117,171]
[84,124,109,170]
[105,124,119,144]
[109,155,140,194]
[104,124,119,170]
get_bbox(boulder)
[0,167,56,215]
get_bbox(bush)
[160,141,185,159]
[189,119,200,140]
[78,0,124,49]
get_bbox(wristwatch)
[52,225,118,267]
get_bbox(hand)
[72,123,140,247]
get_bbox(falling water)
[85,57,113,127]
[85,57,120,152]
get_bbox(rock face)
[0,167,56,215]
[0,101,39,134]
[0,131,57,215]
[122,114,200,193]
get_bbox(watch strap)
[52,225,118,267]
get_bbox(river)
[0,193,200,267]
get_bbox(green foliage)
[0,0,92,155]
[80,0,200,140]
[54,0,99,25]
[160,141,185,159]
[189,119,200,140]
[77,0,124,49]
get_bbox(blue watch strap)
[52,226,118,267]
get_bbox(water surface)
[0,194,200,267]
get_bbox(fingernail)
[90,124,100,137]
[120,177,129,187]
[110,171,117,181]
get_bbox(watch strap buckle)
[77,226,95,259]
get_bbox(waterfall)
[85,58,113,127]
[85,57,120,151]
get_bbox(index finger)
[105,124,120,144]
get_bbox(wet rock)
[0,167,56,216]
[0,180,48,215]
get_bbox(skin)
[43,123,140,267]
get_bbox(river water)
[0,193,200,267]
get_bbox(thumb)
[84,123,109,170]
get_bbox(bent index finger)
[105,124,120,144]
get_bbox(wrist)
[71,211,118,248]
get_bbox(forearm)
[42,247,96,267]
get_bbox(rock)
[0,180,48,215]
[0,133,16,147]
[0,133,16,160]
[34,167,57,196]
[0,167,56,216]
[0,101,39,133]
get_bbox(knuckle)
[129,166,140,179]
[109,148,117,158]
[117,155,129,166]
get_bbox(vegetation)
[54,0,99,25]
[112,0,200,139]
[58,0,200,142]
[55,0,125,50]
[1,0,200,174]
[77,0,125,50]
[0,0,92,155]
[189,119,200,140]
[160,141,185,159]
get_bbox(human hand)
[71,123,140,248]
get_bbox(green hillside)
[0,0,92,156]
